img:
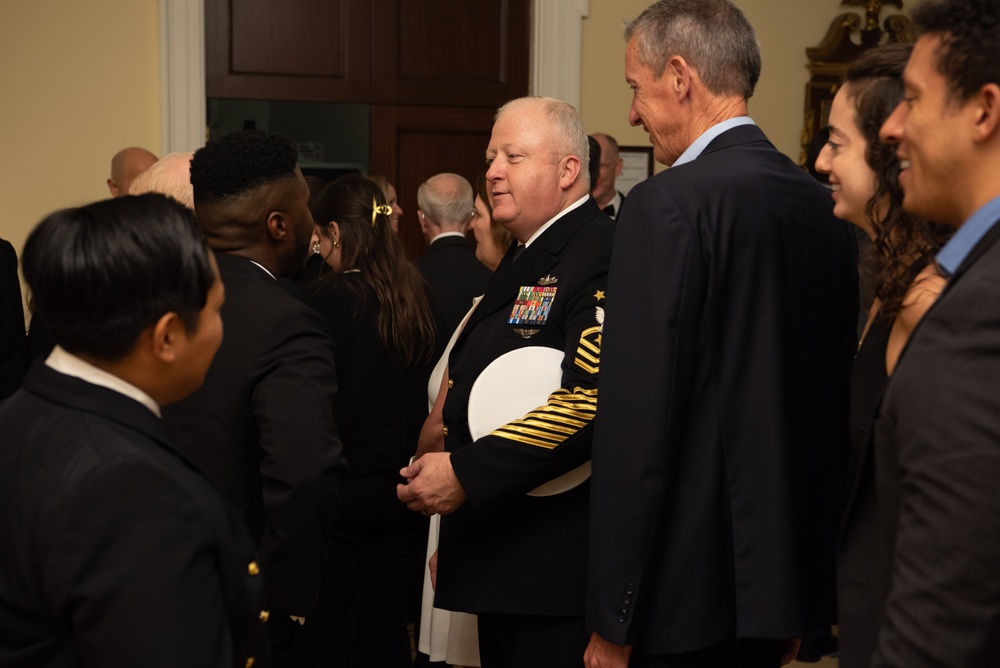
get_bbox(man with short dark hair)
[0,194,268,667]
[162,130,346,661]
[585,1,856,666]
[872,0,1000,664]
[399,96,614,668]
[415,172,491,338]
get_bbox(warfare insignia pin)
[537,275,558,286]
[513,328,541,340]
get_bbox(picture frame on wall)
[617,146,654,194]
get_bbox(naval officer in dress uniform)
[397,96,615,668]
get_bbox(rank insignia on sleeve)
[508,285,557,326]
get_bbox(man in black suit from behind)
[0,194,268,667]
[398,96,614,668]
[584,2,857,667]
[870,1,1000,664]
[415,172,492,339]
[162,130,346,662]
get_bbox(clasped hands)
[397,452,468,515]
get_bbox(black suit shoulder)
[0,366,266,668]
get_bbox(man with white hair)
[415,172,492,338]
[128,152,195,210]
[398,96,614,668]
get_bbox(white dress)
[418,299,481,666]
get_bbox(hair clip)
[372,197,393,228]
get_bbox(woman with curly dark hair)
[814,43,953,668]
[297,173,437,667]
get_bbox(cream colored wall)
[580,0,907,167]
[0,0,160,308]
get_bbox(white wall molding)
[161,0,205,153]
[530,0,590,110]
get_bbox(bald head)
[416,173,474,241]
[128,152,195,209]
[107,147,158,197]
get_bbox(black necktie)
[602,204,615,217]
[512,243,526,262]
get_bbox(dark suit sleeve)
[253,306,345,615]
[586,183,698,644]
[873,274,1000,667]
[450,250,609,514]
[45,460,242,668]
[0,239,28,399]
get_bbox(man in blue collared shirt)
[870,1,1000,665]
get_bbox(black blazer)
[871,218,1000,667]
[0,238,27,399]
[163,251,346,617]
[587,125,857,654]
[436,197,614,617]
[415,235,492,341]
[0,364,268,668]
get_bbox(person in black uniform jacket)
[398,96,614,668]
[584,3,857,667]
[870,2,1000,664]
[415,172,492,342]
[0,194,268,668]
[161,130,346,661]
[0,237,28,398]
[297,174,438,667]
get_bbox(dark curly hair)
[913,0,1000,103]
[308,174,436,368]
[190,130,298,206]
[23,194,214,361]
[844,44,953,321]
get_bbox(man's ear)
[972,83,1000,144]
[107,178,119,197]
[667,55,692,98]
[150,312,184,363]
[614,157,624,178]
[266,211,287,242]
[559,155,582,190]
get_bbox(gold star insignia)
[594,290,605,301]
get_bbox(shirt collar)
[672,116,756,168]
[429,231,467,244]
[45,346,162,417]
[524,195,589,248]
[936,194,1000,276]
[250,260,276,280]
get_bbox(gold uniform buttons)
[259,609,270,622]
[447,378,454,389]
[442,426,449,437]
[247,561,260,576]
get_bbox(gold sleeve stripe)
[489,386,599,449]
[576,347,600,364]
[574,359,598,374]
[578,339,601,356]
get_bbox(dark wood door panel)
[371,0,530,107]
[371,105,498,257]
[207,0,371,101]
